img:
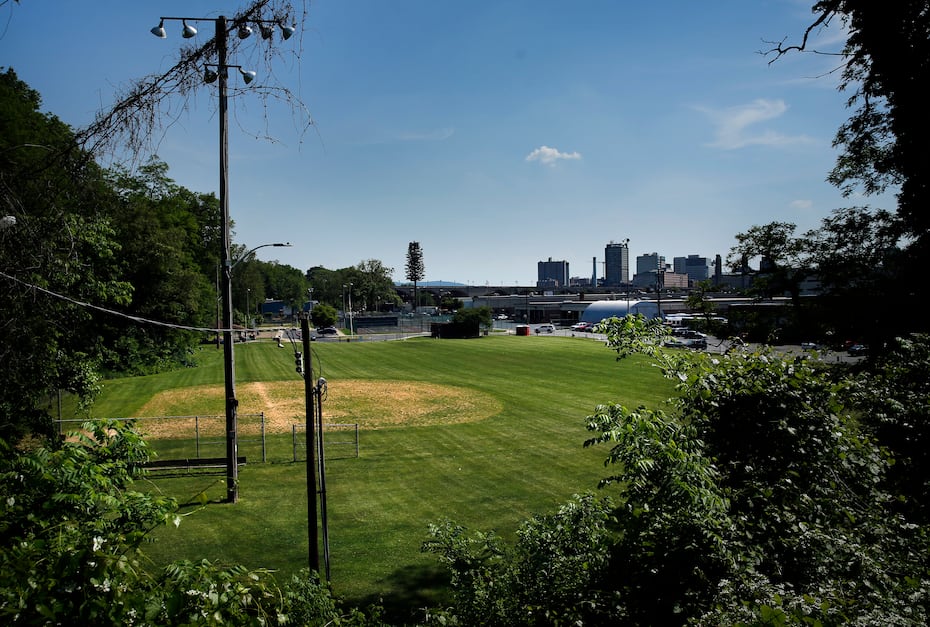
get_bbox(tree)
[683,279,728,336]
[772,2,930,240]
[305,265,344,310]
[102,159,219,372]
[726,222,809,303]
[768,2,930,328]
[726,222,816,342]
[258,260,310,315]
[353,259,398,312]
[583,315,930,624]
[405,242,425,313]
[452,306,492,335]
[804,206,907,348]
[0,69,131,439]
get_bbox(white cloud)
[395,127,455,142]
[790,199,813,209]
[525,145,582,166]
[701,99,814,150]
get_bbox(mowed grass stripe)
[88,334,672,612]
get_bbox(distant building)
[673,254,711,286]
[604,240,630,286]
[569,276,596,287]
[636,252,665,276]
[537,257,569,288]
[631,253,665,288]
[261,299,293,320]
[580,299,661,322]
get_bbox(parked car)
[689,337,707,349]
[318,326,339,335]
[664,337,706,350]
[570,321,593,332]
[535,323,555,334]
[847,344,868,356]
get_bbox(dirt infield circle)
[134,380,502,439]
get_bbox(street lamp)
[348,282,354,335]
[151,14,294,504]
[341,284,347,330]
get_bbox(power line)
[0,270,224,334]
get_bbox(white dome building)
[579,299,660,324]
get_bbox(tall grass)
[89,335,672,616]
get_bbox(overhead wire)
[2,268,324,377]
[1,270,222,334]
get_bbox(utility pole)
[150,11,295,504]
[300,313,320,573]
[215,15,240,504]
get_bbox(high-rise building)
[604,240,630,286]
[636,252,665,275]
[673,254,711,285]
[537,257,569,287]
[632,252,667,288]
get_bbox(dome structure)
[580,299,660,323]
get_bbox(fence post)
[261,411,267,463]
[195,416,200,459]
[292,424,297,462]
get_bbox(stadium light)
[150,14,295,505]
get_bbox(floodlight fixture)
[237,23,253,39]
[204,67,219,84]
[182,19,198,38]
[150,20,167,38]
[239,68,257,84]
[280,23,296,40]
[259,23,274,39]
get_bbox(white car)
[535,324,555,334]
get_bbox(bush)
[422,493,619,626]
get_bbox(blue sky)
[1,1,892,286]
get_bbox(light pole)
[233,241,291,333]
[151,14,295,504]
[341,284,347,330]
[348,282,354,335]
[246,288,251,330]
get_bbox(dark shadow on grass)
[346,562,453,624]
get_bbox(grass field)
[85,333,673,617]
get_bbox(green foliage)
[311,302,339,328]
[0,421,177,624]
[406,242,425,312]
[848,333,930,522]
[452,306,494,331]
[306,264,399,314]
[0,68,131,437]
[422,494,619,626]
[353,259,398,312]
[405,242,425,285]
[584,402,733,623]
[586,317,930,624]
[0,422,387,626]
